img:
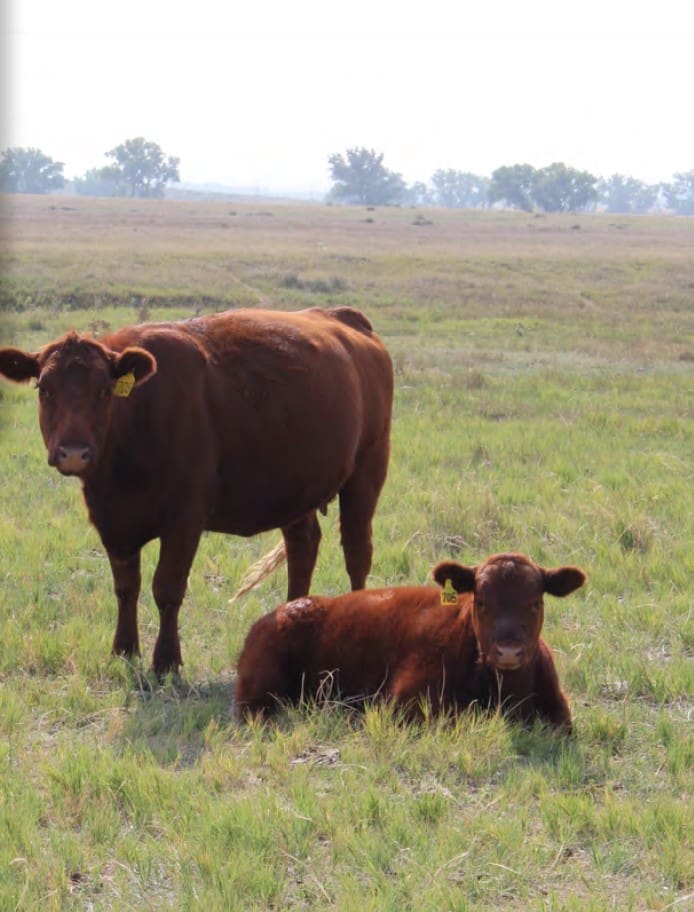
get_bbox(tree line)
[0,139,180,200]
[2,139,694,215]
[328,148,694,215]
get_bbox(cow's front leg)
[108,551,142,659]
[151,527,202,676]
[529,644,573,734]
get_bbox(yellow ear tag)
[440,578,458,605]
[113,371,136,398]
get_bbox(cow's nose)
[56,445,92,474]
[493,644,524,669]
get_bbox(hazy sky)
[4,1,694,192]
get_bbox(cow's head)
[433,553,585,671]
[0,332,156,477]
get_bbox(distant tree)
[662,170,694,215]
[73,166,123,197]
[489,162,598,213]
[327,147,406,205]
[402,181,433,206]
[104,137,180,198]
[532,162,598,213]
[0,147,65,194]
[488,164,537,211]
[431,169,489,208]
[599,174,659,214]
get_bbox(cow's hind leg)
[108,550,142,659]
[339,440,389,590]
[282,511,322,599]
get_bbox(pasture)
[0,195,692,911]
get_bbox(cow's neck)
[80,450,165,553]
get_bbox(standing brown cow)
[0,307,393,674]
[235,552,586,731]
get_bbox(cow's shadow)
[117,666,241,768]
[117,665,578,773]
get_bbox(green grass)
[0,195,692,910]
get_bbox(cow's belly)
[205,402,362,534]
[206,459,350,535]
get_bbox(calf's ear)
[543,565,586,597]
[113,347,157,388]
[0,348,40,383]
[432,561,476,593]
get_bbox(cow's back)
[193,308,393,534]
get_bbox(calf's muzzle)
[492,642,526,670]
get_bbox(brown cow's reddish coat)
[235,553,586,731]
[0,307,393,673]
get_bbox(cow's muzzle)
[491,643,526,671]
[52,444,93,475]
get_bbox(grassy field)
[0,194,691,911]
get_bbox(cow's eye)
[38,385,53,401]
[476,600,485,613]
[98,385,112,400]
[530,602,541,614]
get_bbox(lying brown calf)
[235,552,586,731]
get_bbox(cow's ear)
[113,347,157,388]
[0,348,40,383]
[543,565,586,597]
[432,561,476,593]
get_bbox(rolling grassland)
[0,195,691,910]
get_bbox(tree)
[532,162,598,213]
[73,167,123,197]
[431,169,489,208]
[488,164,537,211]
[663,170,694,215]
[328,147,406,205]
[0,147,65,194]
[489,162,598,213]
[599,174,659,214]
[402,181,433,206]
[104,137,180,198]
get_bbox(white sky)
[4,1,694,192]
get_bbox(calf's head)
[0,332,156,476]
[433,552,585,671]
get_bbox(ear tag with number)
[113,371,136,398]
[440,578,458,605]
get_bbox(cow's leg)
[282,511,322,599]
[151,527,202,676]
[390,658,445,721]
[108,551,142,659]
[338,440,389,590]
[529,644,573,734]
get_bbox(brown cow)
[0,307,393,674]
[235,552,586,731]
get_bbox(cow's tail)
[228,539,287,604]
